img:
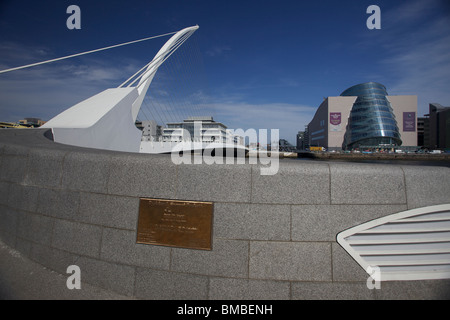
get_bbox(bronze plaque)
[136,198,213,250]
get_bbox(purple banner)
[330,112,341,125]
[403,112,416,132]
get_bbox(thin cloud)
[205,45,231,57]
[212,101,315,141]
[0,42,54,70]
[0,41,144,122]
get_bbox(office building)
[136,120,162,141]
[162,116,233,143]
[307,82,417,151]
[19,118,46,127]
[417,117,427,147]
[296,131,306,151]
[423,103,450,150]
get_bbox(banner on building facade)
[403,112,416,132]
[330,112,341,132]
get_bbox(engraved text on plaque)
[136,198,213,250]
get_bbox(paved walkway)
[0,240,133,300]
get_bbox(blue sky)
[0,0,449,142]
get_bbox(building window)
[311,129,325,136]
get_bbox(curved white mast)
[123,25,199,122]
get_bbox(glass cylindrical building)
[341,82,402,150]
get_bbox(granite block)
[78,193,139,230]
[76,256,136,296]
[0,206,17,231]
[0,206,18,245]
[1,144,29,156]
[0,228,16,248]
[17,211,54,246]
[6,183,22,209]
[291,204,407,241]
[171,239,249,278]
[176,162,251,203]
[100,228,171,270]
[0,181,10,206]
[209,277,290,300]
[291,281,374,300]
[330,163,406,204]
[107,153,177,198]
[214,202,290,240]
[249,241,331,281]
[135,268,208,299]
[8,184,40,213]
[251,162,330,204]
[373,279,450,300]
[0,155,28,183]
[24,148,65,188]
[14,236,32,257]
[52,219,102,258]
[0,150,3,180]
[36,188,80,220]
[61,151,111,193]
[402,165,450,209]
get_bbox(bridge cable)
[0,31,178,74]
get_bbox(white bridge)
[41,26,247,155]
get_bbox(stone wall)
[1,129,449,299]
